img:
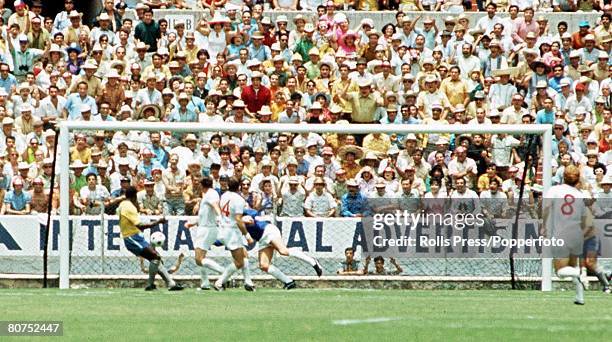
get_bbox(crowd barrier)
[1,215,610,278]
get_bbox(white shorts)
[218,228,245,251]
[552,231,583,259]
[194,226,218,250]
[257,224,281,250]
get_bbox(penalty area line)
[332,317,401,326]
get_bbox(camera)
[18,65,28,72]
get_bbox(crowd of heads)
[0,1,611,217]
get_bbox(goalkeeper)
[242,209,323,289]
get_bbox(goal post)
[57,122,553,290]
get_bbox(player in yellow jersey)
[118,186,184,291]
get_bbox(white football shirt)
[219,191,246,230]
[198,188,220,228]
[544,184,588,236]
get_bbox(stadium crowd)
[0,0,610,219]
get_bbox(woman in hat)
[205,13,230,60]
[525,58,551,98]
[254,178,277,215]
[337,145,363,180]
[337,30,358,55]
[381,166,399,194]
[356,166,376,196]
[66,44,83,75]
[225,33,246,60]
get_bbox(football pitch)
[0,288,610,341]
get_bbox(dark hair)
[210,134,222,143]
[210,163,221,171]
[86,172,97,180]
[345,247,354,253]
[557,21,568,29]
[201,176,213,189]
[593,164,606,174]
[125,186,138,201]
[228,178,240,192]
[381,23,396,35]
[374,256,385,263]
[197,49,210,59]
[489,178,500,186]
[429,164,445,178]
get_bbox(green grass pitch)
[0,288,610,341]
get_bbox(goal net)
[50,122,555,289]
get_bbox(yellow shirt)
[118,200,141,238]
[439,78,468,107]
[362,133,391,156]
[346,92,382,123]
[331,78,358,113]
[70,146,91,164]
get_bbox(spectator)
[304,177,336,217]
[337,247,364,275]
[364,256,403,275]
[1,177,30,215]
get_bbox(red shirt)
[241,85,271,113]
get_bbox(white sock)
[267,265,292,284]
[218,262,238,285]
[557,266,580,278]
[288,248,316,266]
[595,266,610,287]
[199,265,210,287]
[157,262,176,287]
[242,258,254,286]
[148,260,159,287]
[572,276,585,303]
[203,259,224,273]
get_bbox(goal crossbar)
[58,122,553,290]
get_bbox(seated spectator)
[337,247,364,275]
[1,177,31,215]
[364,256,403,275]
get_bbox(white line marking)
[332,317,400,326]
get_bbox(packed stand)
[0,0,610,220]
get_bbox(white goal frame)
[58,122,553,290]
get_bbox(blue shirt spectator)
[3,186,31,213]
[341,185,370,217]
[64,92,97,120]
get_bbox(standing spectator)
[162,153,185,215]
[134,9,159,53]
[241,71,271,115]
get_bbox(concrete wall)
[1,274,591,290]
[124,9,603,33]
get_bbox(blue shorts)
[582,236,600,257]
[124,233,150,256]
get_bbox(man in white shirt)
[304,177,336,217]
[448,146,478,189]
[475,3,505,35]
